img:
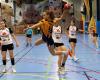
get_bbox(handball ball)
[64,3,71,9]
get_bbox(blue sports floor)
[0,33,100,80]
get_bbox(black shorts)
[26,34,32,38]
[69,38,77,43]
[1,43,14,51]
[54,43,64,48]
[42,35,54,46]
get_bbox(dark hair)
[2,19,6,23]
[46,10,55,20]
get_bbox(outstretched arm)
[31,22,42,29]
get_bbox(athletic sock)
[2,60,6,65]
[61,61,65,67]
[11,58,15,65]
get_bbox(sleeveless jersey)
[0,28,13,45]
[68,26,77,38]
[26,28,33,35]
[52,25,62,43]
[39,19,53,37]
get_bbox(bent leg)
[34,38,44,46]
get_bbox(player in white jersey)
[0,20,19,73]
[66,20,79,62]
[52,24,70,74]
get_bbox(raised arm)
[54,10,67,23]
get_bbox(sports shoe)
[73,57,79,62]
[11,66,16,73]
[58,67,62,73]
[2,66,7,73]
[58,67,66,74]
[61,67,65,71]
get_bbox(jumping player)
[30,11,70,74]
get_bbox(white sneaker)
[58,67,62,73]
[73,57,79,62]
[2,66,7,73]
[58,67,66,74]
[12,66,16,73]
[61,67,66,74]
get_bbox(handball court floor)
[0,33,100,80]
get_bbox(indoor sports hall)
[0,0,100,80]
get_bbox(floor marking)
[84,71,91,80]
[0,46,34,79]
[0,72,67,80]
